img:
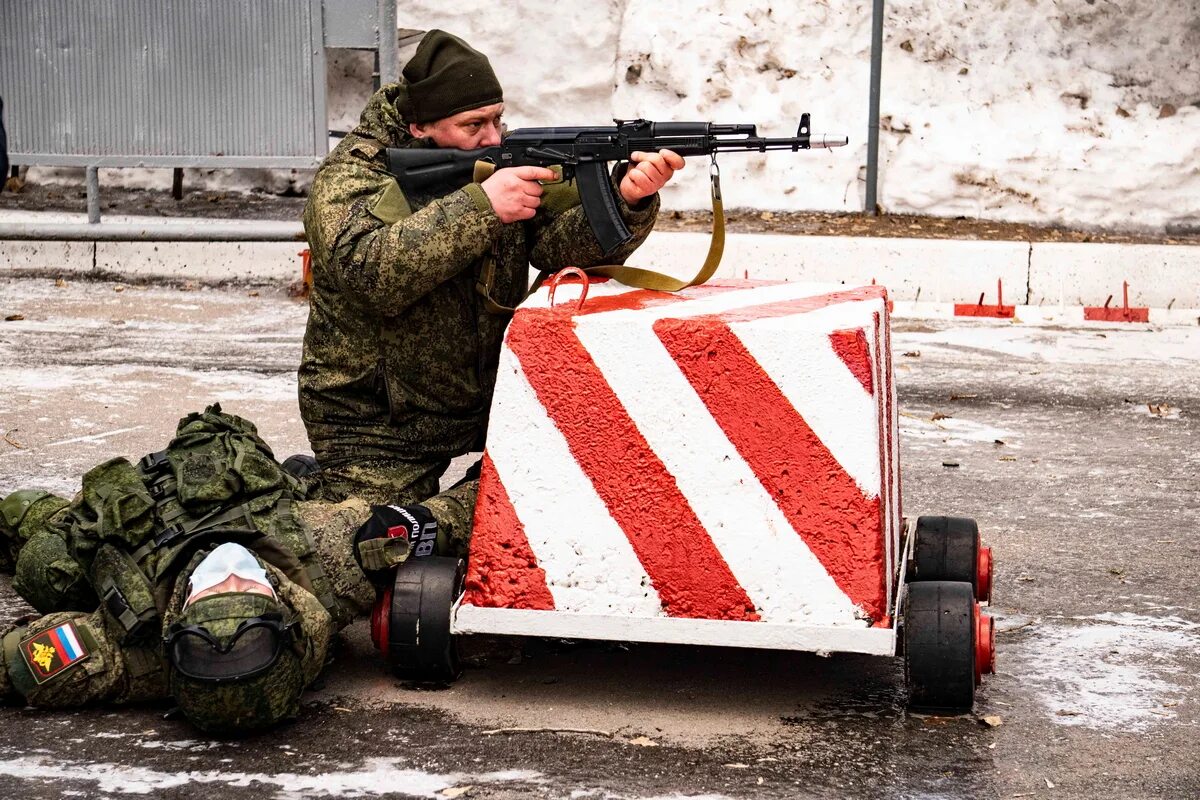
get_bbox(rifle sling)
[586,164,724,291]
[473,160,725,314]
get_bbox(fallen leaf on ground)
[1147,403,1180,418]
[441,787,473,799]
[931,412,951,421]
[627,736,659,747]
[4,314,23,321]
[980,715,1003,727]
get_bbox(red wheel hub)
[370,586,393,656]
[976,545,993,603]
[974,602,995,684]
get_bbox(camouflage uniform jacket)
[300,83,660,468]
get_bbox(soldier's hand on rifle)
[620,149,685,205]
[481,166,558,223]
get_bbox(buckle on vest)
[139,450,170,476]
[156,522,187,548]
[102,583,154,641]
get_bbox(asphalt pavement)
[0,275,1196,799]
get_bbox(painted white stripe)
[454,605,895,656]
[483,347,665,617]
[57,624,82,660]
[574,314,862,626]
[729,300,885,496]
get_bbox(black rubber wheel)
[384,556,464,683]
[908,516,980,591]
[904,580,976,713]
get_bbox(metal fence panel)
[323,0,379,49]
[0,0,328,168]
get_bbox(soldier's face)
[409,103,505,149]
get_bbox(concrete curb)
[2,227,1197,323]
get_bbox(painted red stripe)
[709,286,888,324]
[654,318,887,621]
[573,288,688,316]
[828,328,874,395]
[954,303,1015,318]
[1083,306,1149,322]
[506,311,759,621]
[570,281,746,316]
[462,453,555,610]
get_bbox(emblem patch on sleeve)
[19,621,90,684]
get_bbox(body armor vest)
[66,405,336,644]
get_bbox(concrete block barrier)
[458,278,902,653]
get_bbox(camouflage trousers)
[311,456,480,559]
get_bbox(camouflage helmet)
[0,490,71,571]
[165,554,331,735]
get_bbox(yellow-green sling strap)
[474,159,726,314]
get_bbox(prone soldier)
[0,405,401,734]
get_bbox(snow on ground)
[17,1,1199,233]
[0,756,539,798]
[895,323,1200,366]
[1015,612,1200,731]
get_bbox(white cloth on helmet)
[186,542,276,605]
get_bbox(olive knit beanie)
[400,30,503,123]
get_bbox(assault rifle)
[387,114,847,256]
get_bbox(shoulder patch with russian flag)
[19,621,90,684]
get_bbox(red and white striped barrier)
[457,278,903,655]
